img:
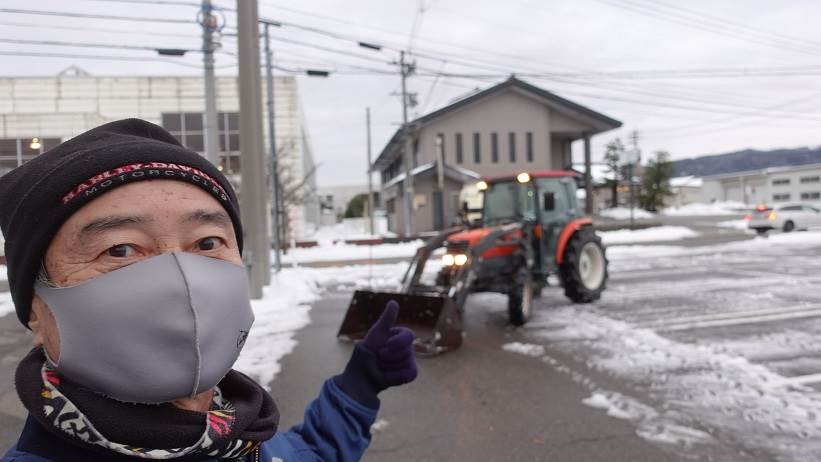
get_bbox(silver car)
[747,203,821,235]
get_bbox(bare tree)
[271,140,320,246]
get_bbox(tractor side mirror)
[543,192,556,212]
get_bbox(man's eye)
[197,237,221,251]
[107,244,136,258]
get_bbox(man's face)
[28,180,241,362]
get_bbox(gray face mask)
[34,252,254,404]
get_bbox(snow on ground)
[0,291,13,318]
[528,306,821,457]
[661,201,747,216]
[600,226,699,245]
[234,263,408,387]
[281,241,423,264]
[308,217,393,244]
[598,207,655,220]
[514,233,821,459]
[502,342,545,357]
[0,264,6,282]
[716,219,749,230]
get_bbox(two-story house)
[372,76,622,235]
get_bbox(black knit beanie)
[0,118,243,327]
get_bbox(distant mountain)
[672,147,821,178]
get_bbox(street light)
[29,137,41,150]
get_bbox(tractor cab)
[473,171,581,271]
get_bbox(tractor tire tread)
[559,227,608,303]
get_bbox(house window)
[800,176,820,184]
[508,132,516,162]
[455,133,463,164]
[473,132,481,164]
[801,192,821,200]
[526,132,533,162]
[491,132,499,163]
[772,178,790,186]
[0,137,61,176]
[773,193,791,202]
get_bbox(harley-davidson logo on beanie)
[0,118,244,327]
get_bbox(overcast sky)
[3,0,821,187]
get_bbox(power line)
[0,37,200,53]
[0,8,195,24]
[0,51,224,68]
[87,0,202,6]
[0,20,199,39]
[591,0,821,57]
[629,0,821,53]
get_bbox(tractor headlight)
[476,180,488,191]
[442,253,468,266]
[516,172,531,183]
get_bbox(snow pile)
[281,240,423,264]
[600,226,699,245]
[0,291,13,318]
[670,176,703,188]
[598,207,655,220]
[0,264,6,282]
[234,269,319,388]
[661,201,747,216]
[583,390,714,446]
[716,219,748,230]
[309,217,391,243]
[234,262,408,388]
[502,342,545,357]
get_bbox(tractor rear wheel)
[560,228,608,303]
[508,268,534,326]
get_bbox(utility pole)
[237,0,270,297]
[628,130,641,227]
[583,133,593,215]
[400,50,414,237]
[263,22,282,272]
[366,107,375,236]
[200,0,220,166]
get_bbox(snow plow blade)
[337,290,462,356]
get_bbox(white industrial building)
[0,67,320,240]
[701,163,821,205]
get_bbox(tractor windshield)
[482,181,537,225]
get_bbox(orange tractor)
[338,170,608,355]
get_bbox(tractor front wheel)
[508,268,534,326]
[560,228,608,303]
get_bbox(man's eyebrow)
[181,209,232,228]
[79,215,151,237]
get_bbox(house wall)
[415,90,562,177]
[411,175,465,233]
[701,166,821,205]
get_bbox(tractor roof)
[485,170,579,184]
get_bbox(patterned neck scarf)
[16,348,278,460]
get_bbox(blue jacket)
[2,379,377,462]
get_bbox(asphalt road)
[270,294,680,462]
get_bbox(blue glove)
[334,300,418,408]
